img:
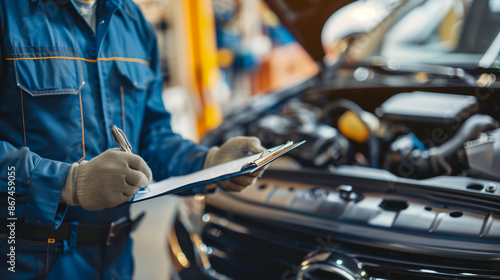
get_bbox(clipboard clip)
[241,141,299,170]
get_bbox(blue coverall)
[0,0,209,278]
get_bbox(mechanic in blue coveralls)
[0,0,265,279]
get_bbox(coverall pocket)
[12,57,86,162]
[115,60,155,101]
[1,236,60,280]
[13,58,85,96]
[113,61,155,136]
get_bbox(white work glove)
[61,149,152,211]
[204,136,266,192]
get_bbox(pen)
[110,125,150,193]
[110,125,132,153]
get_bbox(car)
[168,0,500,279]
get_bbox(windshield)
[357,0,500,68]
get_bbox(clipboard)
[131,140,305,203]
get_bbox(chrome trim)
[297,264,356,280]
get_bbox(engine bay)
[246,90,500,182]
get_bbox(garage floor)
[130,195,179,279]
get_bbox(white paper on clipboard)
[131,140,305,203]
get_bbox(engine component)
[338,110,379,143]
[321,99,380,144]
[465,128,500,181]
[384,114,499,178]
[248,101,352,167]
[379,91,478,125]
[379,91,480,146]
[320,98,381,167]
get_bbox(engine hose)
[437,114,499,158]
[319,99,366,124]
[411,114,499,177]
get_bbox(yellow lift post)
[175,0,223,138]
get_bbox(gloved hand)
[204,136,266,192]
[61,149,152,211]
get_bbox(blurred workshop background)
[129,0,317,278]
[132,0,317,142]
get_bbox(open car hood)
[263,0,356,63]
